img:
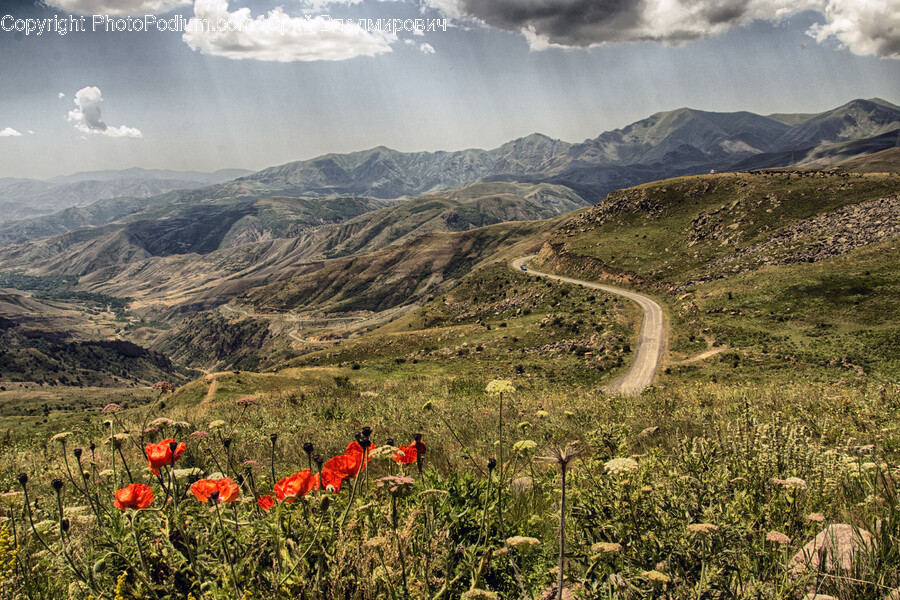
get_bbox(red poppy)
[394,439,425,465]
[257,495,275,510]
[113,483,154,510]
[274,470,317,502]
[191,478,240,503]
[146,438,186,475]
[324,454,361,479]
[318,468,347,493]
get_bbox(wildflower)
[686,523,719,535]
[146,438,186,475]
[149,417,174,429]
[324,453,363,478]
[368,444,398,460]
[513,440,538,453]
[191,478,240,503]
[152,381,175,393]
[505,536,542,550]
[485,379,515,395]
[517,421,533,431]
[173,468,202,481]
[318,468,346,493]
[771,477,808,490]
[101,404,123,414]
[375,475,415,498]
[394,438,426,465]
[591,542,621,554]
[242,460,262,469]
[173,421,192,430]
[641,570,670,584]
[461,590,498,600]
[113,484,154,510]
[274,470,317,503]
[257,495,275,510]
[535,410,549,419]
[190,431,209,440]
[765,531,791,545]
[209,420,226,430]
[807,513,826,523]
[604,457,639,476]
[51,431,73,443]
[237,397,257,406]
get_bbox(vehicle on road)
[520,265,527,271]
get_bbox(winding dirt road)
[512,256,666,395]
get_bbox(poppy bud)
[236,474,244,485]
[361,426,372,439]
[17,473,28,487]
[360,439,372,450]
[320,495,331,511]
[386,438,394,447]
[61,518,70,533]
[51,479,64,492]
[313,454,323,469]
[89,442,96,452]
[83,472,90,481]
[223,437,232,449]
[413,433,422,442]
[73,448,83,460]
[270,433,278,443]
[354,431,362,443]
[303,442,314,455]
[487,458,496,472]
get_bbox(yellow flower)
[485,379,515,395]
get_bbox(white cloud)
[66,86,143,139]
[808,0,900,58]
[182,0,396,62]
[0,128,23,137]
[28,130,35,135]
[46,0,190,16]
[425,0,900,58]
[419,42,436,54]
[58,92,66,99]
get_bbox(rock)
[789,524,875,576]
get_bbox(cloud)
[0,128,23,137]
[58,92,66,99]
[182,0,396,62]
[424,0,900,58]
[419,42,436,53]
[66,86,143,139]
[45,0,190,16]
[808,0,900,58]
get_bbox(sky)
[0,0,899,179]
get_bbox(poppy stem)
[131,512,151,582]
[117,443,135,485]
[212,499,242,600]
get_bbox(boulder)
[789,524,875,575]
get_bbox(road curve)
[511,256,666,395]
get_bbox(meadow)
[2,264,899,599]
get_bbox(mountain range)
[0,98,898,375]
[0,168,251,225]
